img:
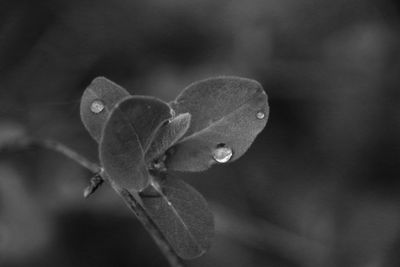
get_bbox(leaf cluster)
[80,76,269,259]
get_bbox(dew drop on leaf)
[212,146,233,163]
[80,77,130,142]
[166,76,269,171]
[90,100,105,114]
[256,111,265,119]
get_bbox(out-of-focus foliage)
[1,0,400,266]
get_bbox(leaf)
[99,96,171,191]
[141,177,214,259]
[80,77,130,142]
[145,113,191,162]
[166,76,269,171]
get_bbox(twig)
[0,136,184,267]
[39,139,101,173]
[117,188,184,267]
[0,137,101,173]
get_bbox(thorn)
[84,173,104,198]
[83,187,92,198]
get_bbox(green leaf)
[80,77,130,142]
[99,96,171,191]
[141,177,214,259]
[145,113,191,162]
[166,76,269,171]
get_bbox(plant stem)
[117,188,184,267]
[0,137,100,173]
[40,139,102,173]
[0,136,184,267]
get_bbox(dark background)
[1,0,400,266]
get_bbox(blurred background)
[1,0,400,266]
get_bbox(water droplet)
[90,100,105,114]
[256,111,265,119]
[213,146,233,163]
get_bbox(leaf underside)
[166,76,269,171]
[99,96,171,191]
[141,177,214,259]
[145,113,191,163]
[80,77,130,142]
